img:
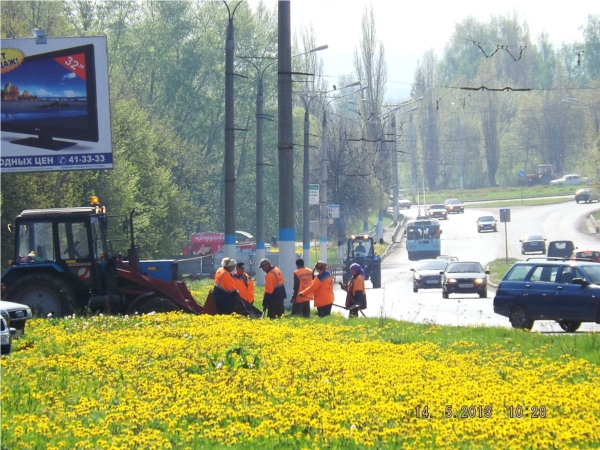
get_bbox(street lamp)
[238,45,327,284]
[223,0,243,258]
[296,80,358,265]
[316,82,365,263]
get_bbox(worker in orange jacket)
[340,263,367,318]
[259,258,287,318]
[298,261,334,317]
[213,257,239,314]
[232,262,255,304]
[291,258,313,317]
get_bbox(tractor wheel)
[509,306,534,330]
[372,268,382,289]
[540,174,552,185]
[126,296,179,315]
[6,274,76,318]
[342,270,351,285]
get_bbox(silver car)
[0,300,32,338]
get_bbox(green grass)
[423,184,577,204]
[487,258,520,285]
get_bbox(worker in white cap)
[213,257,239,314]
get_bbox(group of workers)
[212,256,367,319]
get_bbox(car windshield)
[429,205,445,209]
[446,262,483,273]
[416,260,447,270]
[582,265,600,284]
[478,216,494,222]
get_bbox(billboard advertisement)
[190,232,254,256]
[1,36,111,172]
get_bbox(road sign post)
[500,208,511,263]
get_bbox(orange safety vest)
[214,267,237,293]
[294,267,314,302]
[233,271,255,303]
[265,266,285,294]
[300,270,334,307]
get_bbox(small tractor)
[520,164,560,186]
[341,235,382,288]
[1,197,207,318]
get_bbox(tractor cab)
[348,235,374,259]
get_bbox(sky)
[248,0,597,100]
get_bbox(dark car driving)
[520,235,546,255]
[441,261,489,298]
[493,260,600,331]
[575,188,599,203]
[411,259,448,292]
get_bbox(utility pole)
[410,110,417,204]
[278,0,294,300]
[223,1,242,258]
[457,114,464,190]
[391,115,399,225]
[320,109,328,263]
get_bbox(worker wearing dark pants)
[340,263,367,318]
[213,257,239,314]
[299,261,334,318]
[291,258,313,317]
[259,258,287,319]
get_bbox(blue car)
[493,260,600,331]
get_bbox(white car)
[1,317,11,355]
[550,174,588,186]
[0,300,32,338]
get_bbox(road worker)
[259,258,287,318]
[339,263,367,318]
[298,261,334,318]
[213,257,239,314]
[291,258,313,317]
[232,262,255,304]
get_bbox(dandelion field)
[2,313,600,449]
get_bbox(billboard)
[190,232,254,256]
[1,36,111,172]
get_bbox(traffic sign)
[500,208,511,222]
[309,184,319,205]
[328,204,340,219]
[517,170,525,178]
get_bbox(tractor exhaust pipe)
[128,209,140,272]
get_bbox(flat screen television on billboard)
[1,44,98,150]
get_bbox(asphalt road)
[333,200,600,332]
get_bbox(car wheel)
[558,320,581,333]
[478,289,487,298]
[413,286,418,293]
[442,290,449,299]
[6,274,76,318]
[521,249,526,255]
[509,306,534,330]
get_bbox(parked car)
[550,174,588,186]
[520,235,546,255]
[398,196,412,209]
[493,259,600,331]
[441,261,489,298]
[437,255,458,262]
[444,198,464,214]
[547,241,576,259]
[1,317,11,355]
[411,259,448,292]
[575,188,599,203]
[573,250,600,263]
[476,216,497,233]
[427,204,448,219]
[0,301,32,338]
